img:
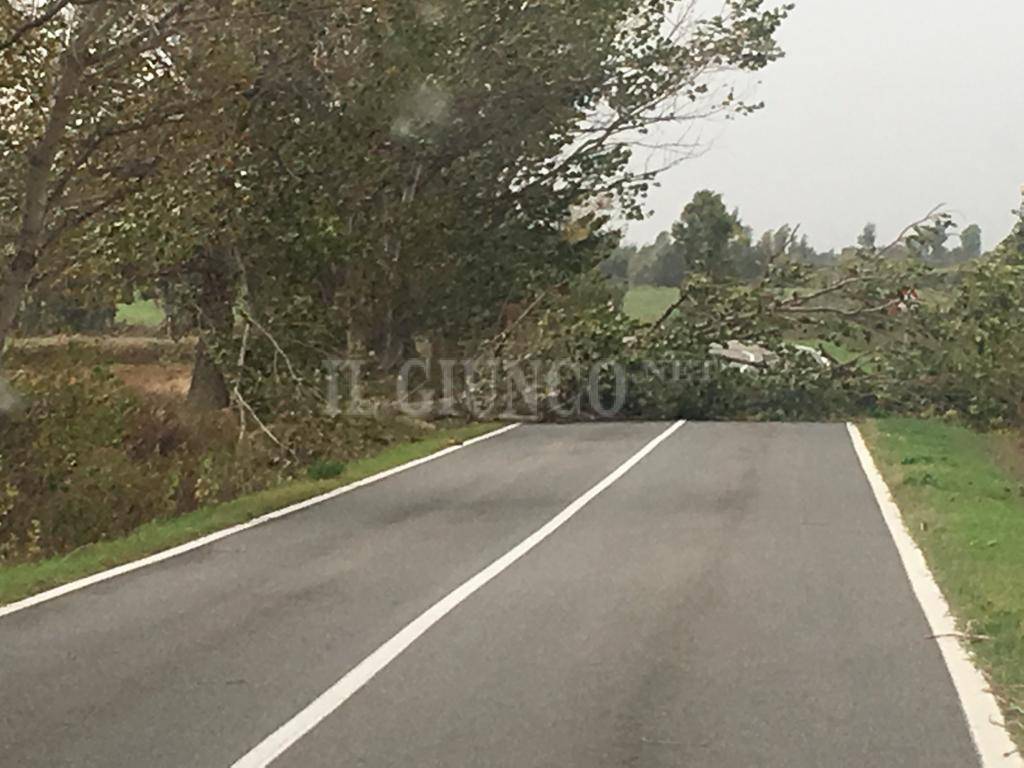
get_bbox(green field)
[115,299,166,328]
[623,286,679,323]
[864,418,1024,748]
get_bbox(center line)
[230,420,687,768]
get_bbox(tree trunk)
[187,339,230,410]
[0,6,106,367]
[185,244,237,410]
[0,251,34,364]
[344,262,373,358]
[376,298,415,372]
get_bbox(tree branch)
[777,299,900,318]
[0,0,88,52]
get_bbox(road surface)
[0,423,984,766]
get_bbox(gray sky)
[627,0,1024,251]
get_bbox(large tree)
[857,222,877,250]
[669,190,743,283]
[2,0,793,412]
[0,0,250,359]
[150,0,792,400]
[960,223,983,261]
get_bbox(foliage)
[960,223,983,261]
[624,194,836,290]
[625,232,676,286]
[670,190,744,282]
[996,199,1024,261]
[492,203,1024,427]
[875,254,1024,426]
[599,246,633,282]
[307,459,346,481]
[18,291,115,335]
[527,296,854,422]
[0,0,254,354]
[857,222,877,250]
[2,0,795,420]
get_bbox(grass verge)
[0,422,503,608]
[862,418,1024,749]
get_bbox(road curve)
[0,423,981,767]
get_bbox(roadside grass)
[115,299,166,328]
[0,422,502,608]
[623,285,678,323]
[862,418,1024,749]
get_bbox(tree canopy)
[1,0,794,410]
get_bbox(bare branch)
[778,299,900,318]
[645,293,686,338]
[487,290,550,356]
[41,178,146,251]
[46,98,200,212]
[86,1,189,71]
[234,321,252,443]
[767,224,800,269]
[779,275,866,308]
[878,205,946,259]
[235,384,295,461]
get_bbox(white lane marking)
[847,423,1023,768]
[0,423,522,620]
[231,420,687,768]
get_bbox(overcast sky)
[626,0,1024,251]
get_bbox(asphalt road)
[0,423,981,767]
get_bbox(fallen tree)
[453,204,1024,427]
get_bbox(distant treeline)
[605,191,986,288]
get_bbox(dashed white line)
[230,419,687,768]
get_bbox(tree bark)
[185,244,236,410]
[344,262,372,358]
[376,291,415,372]
[187,338,230,410]
[0,251,35,364]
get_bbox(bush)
[0,361,435,563]
[308,460,346,480]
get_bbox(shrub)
[308,460,346,480]
[0,361,434,563]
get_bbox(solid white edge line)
[847,423,1023,768]
[0,422,522,620]
[230,419,687,768]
